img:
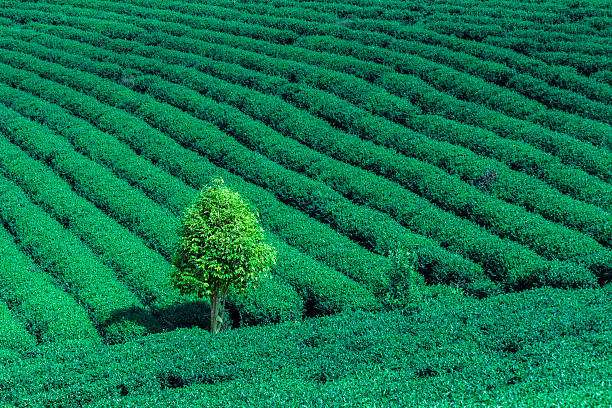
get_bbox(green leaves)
[172,181,276,300]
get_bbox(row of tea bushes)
[23,11,607,199]
[187,1,612,137]
[495,32,612,56]
[0,89,180,259]
[0,42,489,294]
[1,287,610,407]
[4,13,608,206]
[483,35,610,75]
[392,27,611,106]
[145,0,612,155]
[377,41,612,144]
[0,4,422,124]
[162,0,612,150]
[12,23,608,225]
[156,0,612,106]
[124,78,488,290]
[0,76,305,330]
[0,301,36,355]
[534,51,612,77]
[0,169,154,344]
[0,209,101,345]
[280,84,612,241]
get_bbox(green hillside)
[0,0,610,405]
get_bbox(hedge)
[0,45,492,294]
[0,287,610,407]
[1,25,604,272]
[0,225,100,344]
[0,170,153,344]
[0,57,407,299]
[0,301,38,355]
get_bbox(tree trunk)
[210,292,220,334]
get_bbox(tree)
[172,179,276,334]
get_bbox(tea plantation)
[0,0,610,406]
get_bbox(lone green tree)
[172,179,276,334]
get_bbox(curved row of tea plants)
[19,22,603,233]
[1,287,611,407]
[364,23,612,106]
[0,136,182,309]
[18,4,610,193]
[0,45,498,295]
[0,60,393,302]
[136,73,604,286]
[0,225,100,344]
[533,51,612,77]
[4,8,609,198]
[485,31,612,57]
[0,300,36,355]
[0,95,374,334]
[0,83,380,321]
[218,0,612,122]
[0,136,203,326]
[99,0,612,133]
[127,70,610,264]
[0,25,607,268]
[0,98,180,259]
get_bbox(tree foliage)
[172,179,276,333]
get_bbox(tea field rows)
[0,0,609,346]
[0,0,610,404]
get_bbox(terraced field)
[0,0,610,406]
